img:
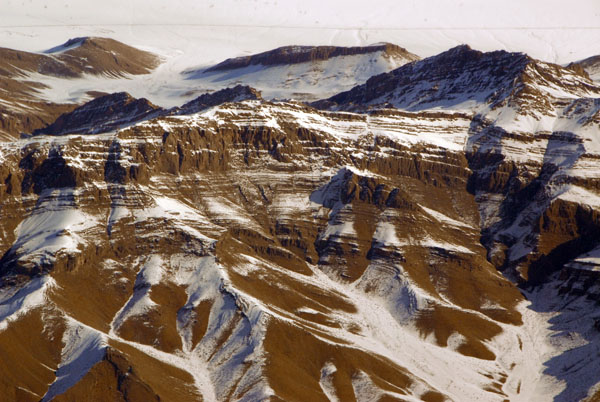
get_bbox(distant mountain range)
[183,43,419,101]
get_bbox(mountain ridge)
[313,44,599,113]
[184,42,420,102]
[203,43,419,72]
[30,85,265,136]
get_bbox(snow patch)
[42,319,107,401]
[12,189,97,263]
[134,194,215,242]
[372,221,402,247]
[446,332,467,351]
[110,255,164,334]
[420,205,472,229]
[319,361,339,402]
[204,196,258,228]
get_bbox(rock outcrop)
[177,85,262,115]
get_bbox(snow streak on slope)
[219,248,555,401]
[172,255,273,401]
[511,278,600,401]
[42,320,107,402]
[109,255,165,334]
[319,361,339,402]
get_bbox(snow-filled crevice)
[173,255,274,401]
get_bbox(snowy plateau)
[1,9,600,402]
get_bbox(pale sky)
[1,0,599,63]
[1,0,598,28]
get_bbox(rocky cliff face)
[570,55,600,82]
[1,42,600,402]
[0,101,528,401]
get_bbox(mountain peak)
[177,85,262,115]
[313,45,596,113]
[33,92,163,135]
[44,37,90,53]
[204,43,419,72]
[445,43,475,54]
[424,44,529,71]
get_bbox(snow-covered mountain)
[0,37,160,141]
[314,45,599,113]
[0,40,417,140]
[183,43,419,101]
[1,37,600,402]
[570,55,600,83]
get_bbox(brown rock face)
[0,37,160,79]
[177,85,263,115]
